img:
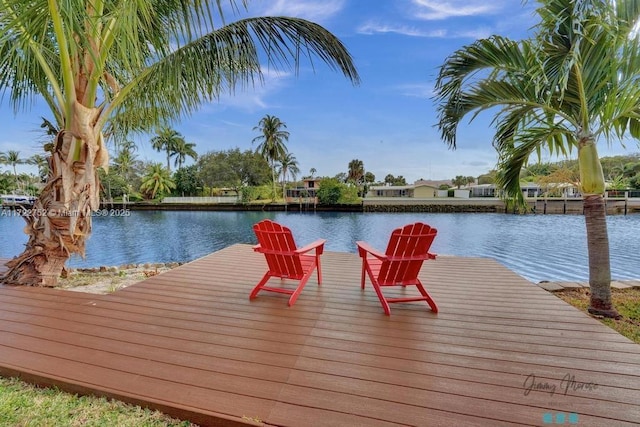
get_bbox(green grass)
[0,377,196,427]
[553,287,640,343]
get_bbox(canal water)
[1,210,638,283]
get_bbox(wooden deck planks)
[1,245,639,426]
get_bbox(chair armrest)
[295,239,326,255]
[356,241,387,260]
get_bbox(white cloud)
[395,83,436,99]
[357,21,446,37]
[357,21,491,39]
[411,0,502,20]
[259,0,345,22]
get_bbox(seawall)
[97,197,640,215]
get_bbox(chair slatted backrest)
[379,223,437,285]
[253,220,304,279]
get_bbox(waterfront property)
[367,179,445,198]
[285,177,322,205]
[1,246,639,426]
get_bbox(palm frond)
[434,36,536,148]
[106,16,359,132]
[496,125,574,205]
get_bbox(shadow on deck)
[1,245,639,426]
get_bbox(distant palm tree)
[0,151,6,170]
[171,140,198,170]
[117,140,138,155]
[434,0,640,317]
[140,163,176,200]
[151,127,185,173]
[347,159,364,184]
[112,144,139,183]
[6,151,25,188]
[252,115,290,200]
[309,167,317,178]
[278,152,300,201]
[28,154,50,181]
[348,159,366,197]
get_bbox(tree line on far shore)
[0,115,420,205]
[4,125,640,205]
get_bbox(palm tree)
[140,163,176,200]
[5,151,24,189]
[28,154,50,182]
[434,0,640,318]
[309,167,317,178]
[0,151,6,171]
[252,115,290,201]
[348,159,366,197]
[451,176,466,189]
[347,159,364,184]
[118,140,138,155]
[171,139,198,170]
[112,145,138,183]
[278,152,300,201]
[151,127,186,173]
[0,1,359,286]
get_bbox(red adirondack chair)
[251,219,326,306]
[356,222,438,315]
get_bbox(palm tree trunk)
[583,195,620,318]
[271,161,277,202]
[1,104,107,287]
[282,168,287,204]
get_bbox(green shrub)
[338,184,360,203]
[241,185,272,203]
[317,178,343,204]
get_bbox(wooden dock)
[1,246,639,426]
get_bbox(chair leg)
[288,270,313,306]
[371,281,391,315]
[315,256,323,285]
[360,259,367,289]
[415,279,438,313]
[250,272,271,300]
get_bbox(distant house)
[468,182,539,198]
[469,182,581,198]
[367,180,440,198]
[469,184,496,197]
[286,178,321,204]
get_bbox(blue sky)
[1,0,637,183]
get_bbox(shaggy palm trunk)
[0,103,107,287]
[578,138,619,318]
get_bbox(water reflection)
[1,210,638,283]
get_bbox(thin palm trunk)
[583,195,617,317]
[281,166,287,202]
[271,161,277,202]
[12,165,19,190]
[282,177,286,202]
